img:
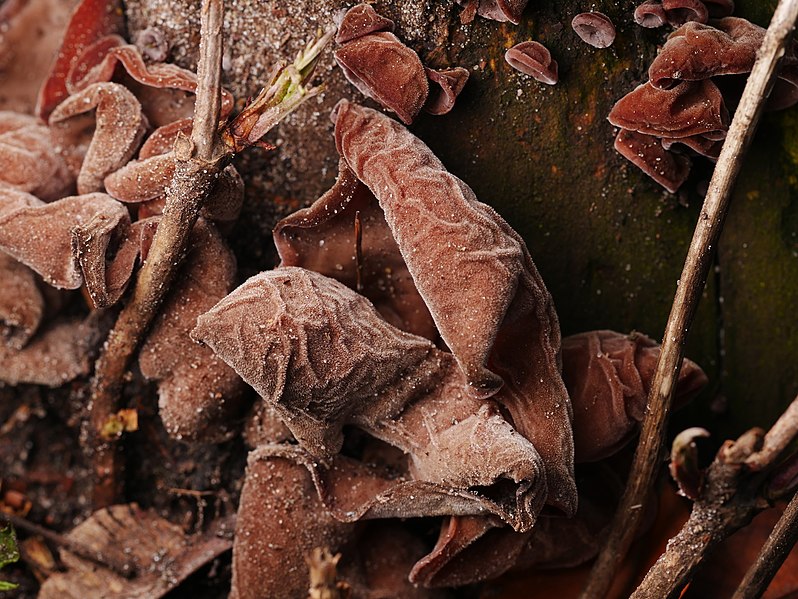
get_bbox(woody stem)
[86,0,227,509]
[581,0,798,596]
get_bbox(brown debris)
[37,504,232,599]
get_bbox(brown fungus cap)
[0,254,45,350]
[333,101,575,514]
[35,0,125,120]
[334,31,429,125]
[334,3,394,44]
[608,79,729,140]
[424,66,470,115]
[0,312,111,387]
[0,112,73,202]
[562,330,708,462]
[49,82,148,195]
[63,34,234,127]
[194,268,548,531]
[0,189,130,289]
[661,0,708,26]
[649,18,765,89]
[504,41,558,85]
[614,129,692,193]
[455,0,528,25]
[274,160,437,340]
[571,12,616,49]
[139,219,248,442]
[634,1,668,28]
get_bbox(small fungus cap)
[571,12,616,48]
[634,1,667,28]
[504,41,558,85]
[334,3,395,45]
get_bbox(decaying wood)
[582,1,798,596]
[86,0,228,508]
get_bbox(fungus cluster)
[190,101,708,595]
[0,0,264,440]
[611,14,798,192]
[334,4,469,123]
[0,1,716,597]
[634,0,734,29]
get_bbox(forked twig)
[581,1,798,596]
[631,395,798,598]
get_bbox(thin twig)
[580,2,798,596]
[631,394,798,597]
[86,0,227,509]
[1,512,137,578]
[732,489,798,599]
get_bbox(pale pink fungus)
[571,12,616,49]
[505,41,558,85]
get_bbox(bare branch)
[581,1,798,596]
[86,0,227,509]
[732,490,798,599]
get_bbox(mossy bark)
[126,0,798,440]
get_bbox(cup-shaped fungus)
[609,80,729,140]
[138,219,248,442]
[194,267,549,531]
[571,12,616,49]
[332,100,575,514]
[648,17,798,110]
[634,1,668,28]
[274,160,437,340]
[49,82,148,195]
[104,123,244,229]
[334,31,429,125]
[455,0,529,24]
[35,0,125,120]
[0,112,73,202]
[0,312,111,387]
[504,41,558,85]
[0,254,45,350]
[613,129,691,194]
[424,67,470,115]
[661,0,708,25]
[562,330,708,462]
[0,188,130,289]
[334,3,394,44]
